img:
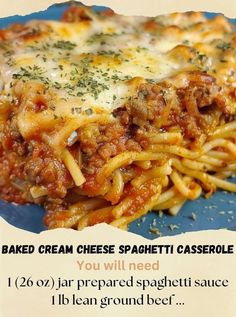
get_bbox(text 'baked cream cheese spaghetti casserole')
[0,4,236,230]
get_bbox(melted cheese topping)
[0,8,235,153]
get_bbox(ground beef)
[0,118,73,204]
[121,71,224,142]
[78,121,142,176]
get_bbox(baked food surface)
[0,5,235,230]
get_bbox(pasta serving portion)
[0,4,235,230]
